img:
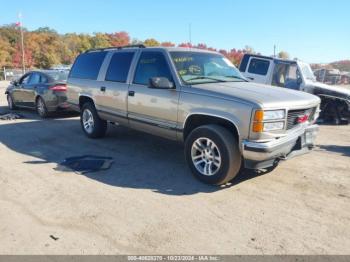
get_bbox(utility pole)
[18,12,26,74]
[273,44,276,57]
[189,23,192,46]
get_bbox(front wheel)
[80,102,107,138]
[7,94,17,110]
[185,125,241,185]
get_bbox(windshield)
[299,62,316,81]
[170,51,246,85]
[45,70,69,82]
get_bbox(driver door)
[127,50,180,139]
[21,72,40,107]
[12,73,31,106]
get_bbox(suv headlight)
[263,110,285,120]
[253,110,286,132]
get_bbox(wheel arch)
[79,95,95,109]
[183,114,240,142]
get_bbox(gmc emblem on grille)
[296,114,309,123]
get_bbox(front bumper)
[242,124,319,169]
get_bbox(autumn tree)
[178,42,193,48]
[161,41,175,47]
[0,24,268,70]
[12,43,34,68]
[0,36,14,68]
[109,31,130,47]
[91,33,111,48]
[26,29,62,68]
[278,51,289,59]
[143,38,160,47]
[278,51,290,59]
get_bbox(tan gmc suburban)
[67,45,321,185]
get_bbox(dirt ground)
[0,81,349,255]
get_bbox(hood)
[305,80,350,100]
[192,81,320,109]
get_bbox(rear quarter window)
[248,58,270,75]
[105,52,135,82]
[69,51,107,80]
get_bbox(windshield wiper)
[186,76,226,83]
[224,75,248,82]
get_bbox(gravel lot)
[0,81,349,255]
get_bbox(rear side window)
[29,73,41,84]
[248,58,270,75]
[133,52,172,85]
[70,51,107,80]
[105,52,135,82]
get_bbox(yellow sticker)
[173,57,194,63]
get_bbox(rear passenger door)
[127,50,180,139]
[245,57,271,84]
[97,51,135,125]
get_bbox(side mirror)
[149,77,175,89]
[10,80,18,86]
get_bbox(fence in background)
[1,68,27,81]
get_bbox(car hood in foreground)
[192,81,321,109]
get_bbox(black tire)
[7,94,17,110]
[36,97,49,118]
[185,124,241,185]
[80,102,107,138]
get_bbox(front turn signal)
[254,110,264,122]
[253,110,264,132]
[253,122,264,132]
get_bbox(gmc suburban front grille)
[287,108,316,130]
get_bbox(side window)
[133,52,173,85]
[28,73,41,85]
[239,55,250,72]
[69,51,107,80]
[20,74,31,85]
[248,58,270,75]
[105,52,135,82]
[40,74,48,83]
[272,63,288,87]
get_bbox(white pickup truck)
[239,54,350,124]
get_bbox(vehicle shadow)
[0,105,79,120]
[317,145,350,157]
[0,119,270,195]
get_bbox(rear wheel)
[36,97,49,118]
[185,124,241,185]
[80,102,107,138]
[7,94,17,110]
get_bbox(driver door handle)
[100,86,106,92]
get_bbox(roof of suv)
[85,45,219,55]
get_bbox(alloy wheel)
[82,109,95,134]
[191,137,222,176]
[37,98,46,116]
